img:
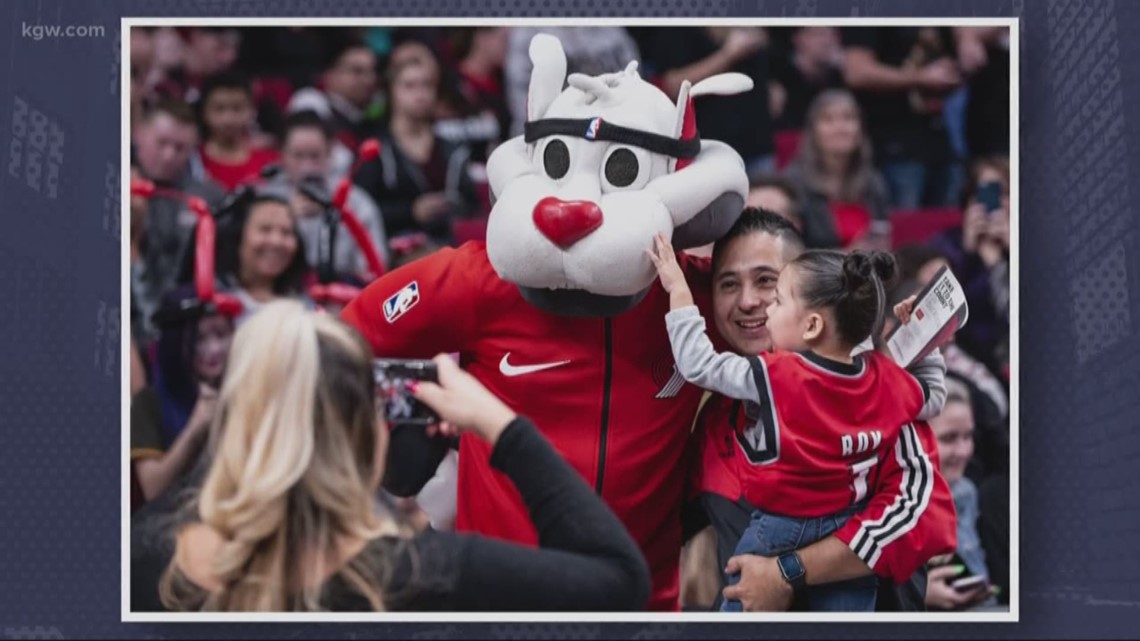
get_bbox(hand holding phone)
[374,358,441,427]
[950,573,988,593]
[976,181,1003,214]
[926,555,993,609]
[408,354,519,445]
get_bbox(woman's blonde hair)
[160,300,398,611]
[790,88,876,203]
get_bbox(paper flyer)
[886,265,970,367]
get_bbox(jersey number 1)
[849,456,878,504]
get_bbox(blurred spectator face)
[186,28,240,77]
[712,232,789,355]
[326,46,377,107]
[130,30,154,106]
[391,62,439,122]
[930,400,975,484]
[747,186,800,229]
[136,112,197,183]
[793,27,839,64]
[193,314,234,385]
[240,201,299,286]
[390,40,434,68]
[813,94,862,158]
[281,126,331,184]
[151,28,184,74]
[971,160,1011,213]
[202,87,254,143]
[917,257,950,286]
[473,27,510,66]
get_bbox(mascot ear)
[527,34,568,122]
[670,73,753,173]
[690,72,754,98]
[669,80,694,173]
[661,72,755,248]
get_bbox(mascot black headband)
[524,117,700,159]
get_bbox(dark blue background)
[2,0,1138,637]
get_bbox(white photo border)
[120,14,1020,624]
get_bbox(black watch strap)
[777,551,808,593]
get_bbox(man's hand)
[925,564,996,610]
[290,190,322,219]
[914,58,962,93]
[961,202,988,253]
[721,554,794,612]
[412,192,452,225]
[955,28,989,75]
[185,383,219,441]
[721,28,765,63]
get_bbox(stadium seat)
[774,129,802,170]
[890,207,963,248]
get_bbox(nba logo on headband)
[585,118,603,140]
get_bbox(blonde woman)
[136,300,649,611]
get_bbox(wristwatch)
[776,551,808,593]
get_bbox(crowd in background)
[127,25,1011,612]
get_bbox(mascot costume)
[343,34,947,610]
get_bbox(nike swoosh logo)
[499,353,571,377]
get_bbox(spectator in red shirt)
[192,72,279,192]
[784,89,891,250]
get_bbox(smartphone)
[976,181,1003,214]
[374,358,440,426]
[950,574,988,593]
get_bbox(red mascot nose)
[532,197,603,249]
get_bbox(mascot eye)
[597,147,652,191]
[543,140,571,179]
[604,148,639,188]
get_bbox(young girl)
[649,233,946,612]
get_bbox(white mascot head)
[486,34,754,316]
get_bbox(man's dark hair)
[143,98,197,126]
[197,70,254,105]
[323,35,374,71]
[195,71,255,141]
[748,173,798,202]
[748,174,801,221]
[711,206,805,273]
[280,110,334,146]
